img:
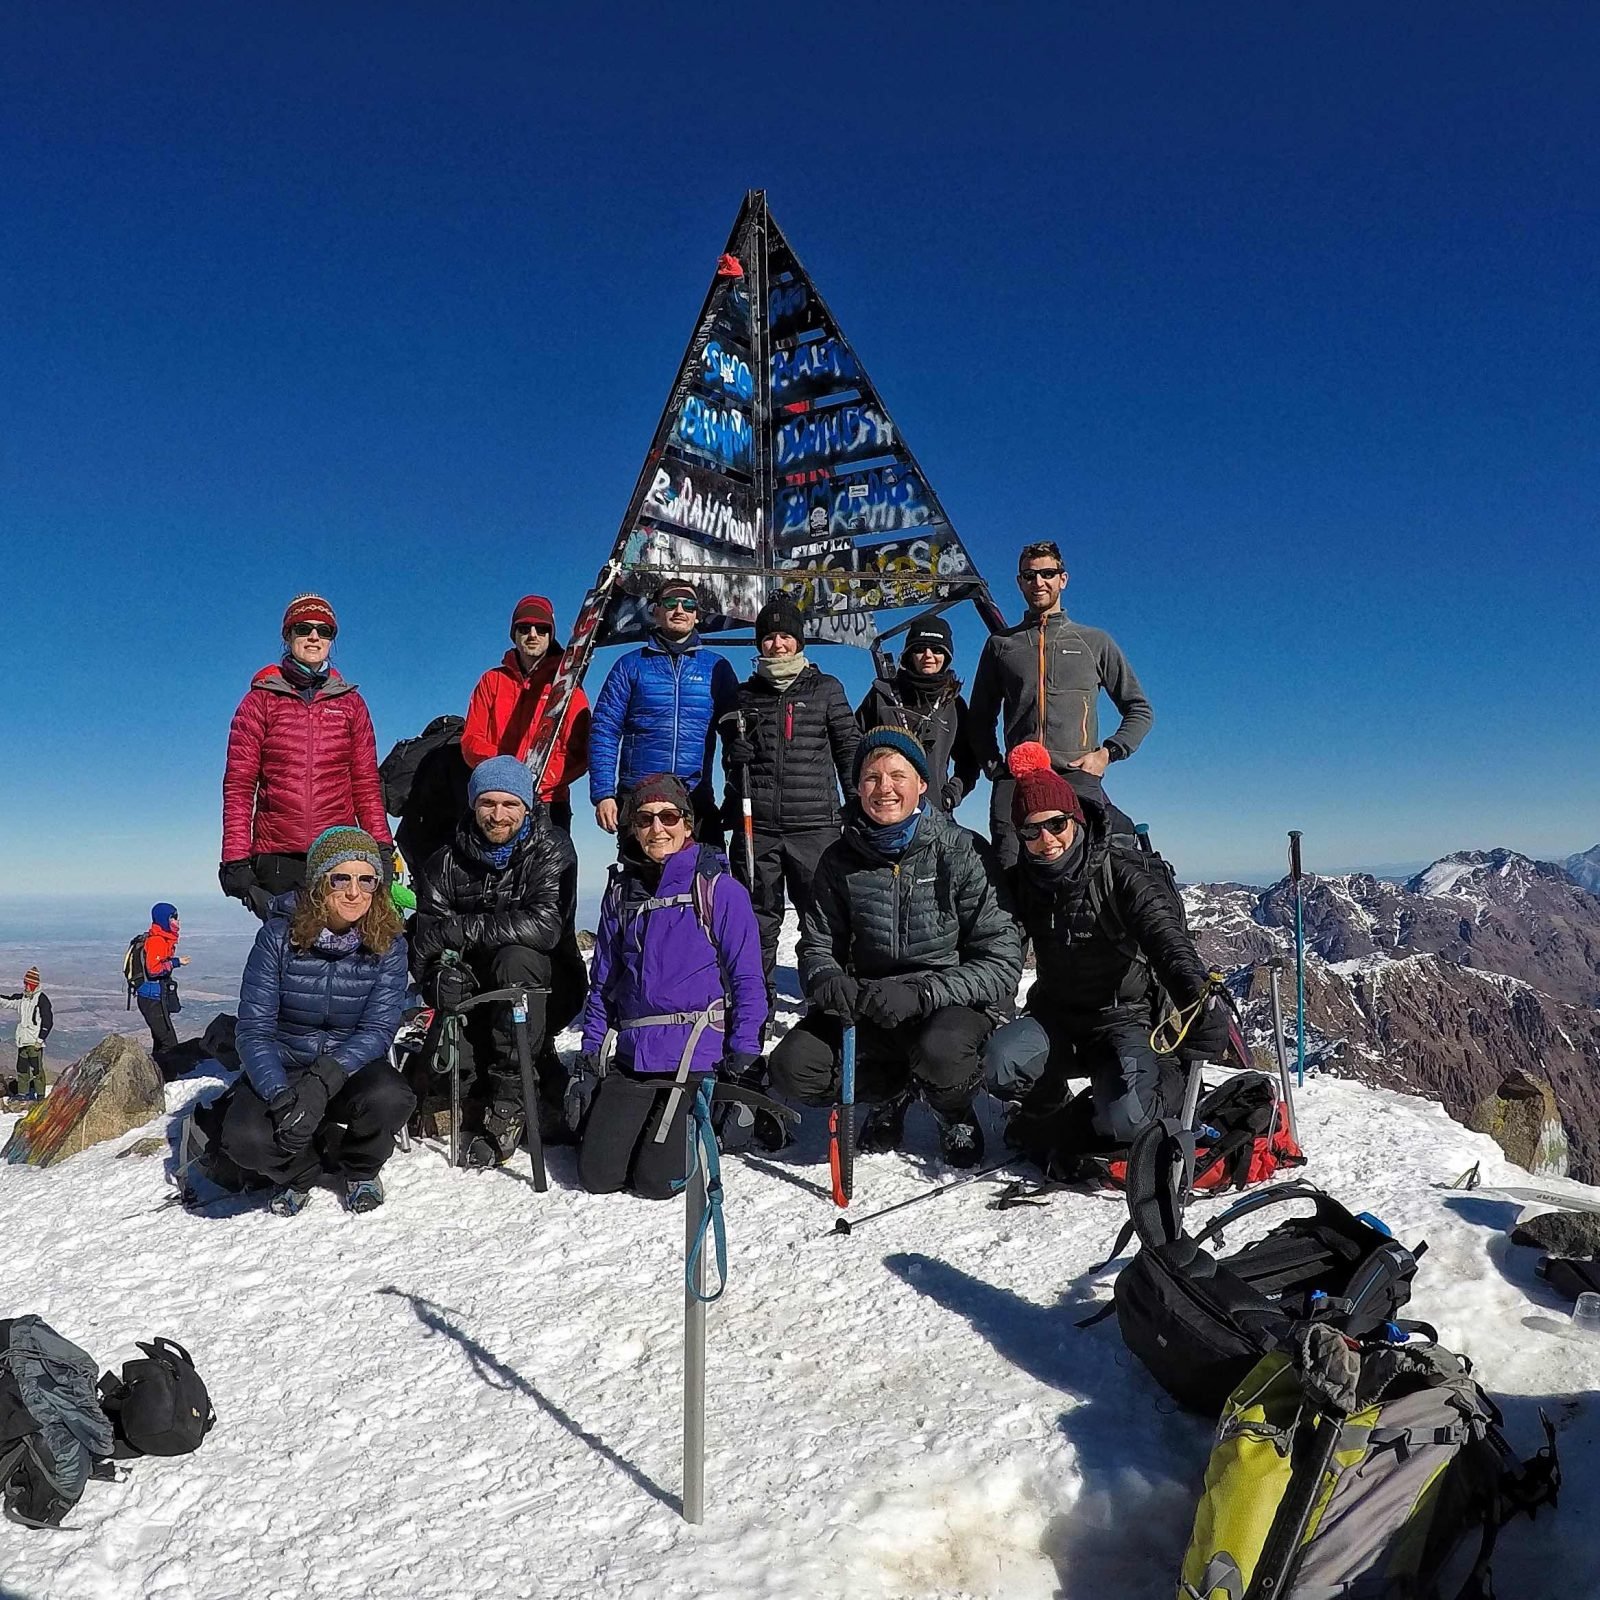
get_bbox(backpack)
[0,1316,115,1527]
[1178,1327,1559,1599]
[1008,1069,1305,1194]
[123,934,150,1009]
[1089,1118,1421,1415]
[98,1338,215,1458]
[380,715,465,817]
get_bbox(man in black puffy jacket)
[982,743,1228,1150]
[411,756,585,1166]
[719,592,859,999]
[770,727,1022,1168]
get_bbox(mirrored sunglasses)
[1017,814,1076,842]
[659,597,699,612]
[327,872,379,892]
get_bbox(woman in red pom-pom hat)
[980,741,1228,1166]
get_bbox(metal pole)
[1267,958,1299,1144]
[1289,830,1306,1090]
[683,1114,707,1525]
[1180,1057,1204,1132]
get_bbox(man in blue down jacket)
[224,826,413,1215]
[588,577,738,847]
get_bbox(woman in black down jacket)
[719,592,859,1000]
[225,826,413,1216]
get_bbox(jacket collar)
[252,663,355,698]
[455,809,544,868]
[496,645,565,685]
[841,800,939,865]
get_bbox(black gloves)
[940,778,966,811]
[269,1056,346,1155]
[723,733,757,769]
[218,859,257,903]
[858,978,932,1030]
[429,961,476,1013]
[1181,998,1234,1064]
[982,757,1007,782]
[811,973,860,1021]
[717,1050,763,1084]
[563,1053,604,1132]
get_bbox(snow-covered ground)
[3,928,1599,1599]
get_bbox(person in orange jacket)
[461,594,589,833]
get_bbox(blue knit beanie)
[853,725,930,786]
[151,903,179,931]
[469,755,535,809]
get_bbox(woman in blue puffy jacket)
[224,826,414,1216]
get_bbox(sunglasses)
[513,621,552,636]
[327,872,379,892]
[290,622,336,639]
[658,597,699,613]
[632,806,686,830]
[1018,814,1077,841]
[1017,567,1063,583]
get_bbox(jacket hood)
[251,662,356,698]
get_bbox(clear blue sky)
[3,1,1595,902]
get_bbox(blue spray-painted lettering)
[829,465,934,535]
[676,396,752,472]
[774,404,895,472]
[701,339,754,401]
[772,337,860,399]
[769,280,809,333]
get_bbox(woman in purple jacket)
[566,773,767,1198]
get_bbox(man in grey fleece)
[969,539,1153,867]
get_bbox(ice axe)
[718,708,756,885]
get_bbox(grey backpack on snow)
[0,1315,116,1527]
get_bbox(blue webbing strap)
[684,1078,727,1304]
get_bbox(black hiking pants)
[988,769,1136,869]
[769,1005,992,1117]
[731,825,835,991]
[137,993,180,1059]
[222,1059,416,1188]
[983,1011,1168,1143]
[576,1070,701,1200]
[246,852,309,919]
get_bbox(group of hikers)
[108,540,1230,1217]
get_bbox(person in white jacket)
[2,967,53,1100]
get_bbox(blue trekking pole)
[1289,831,1306,1089]
[829,1025,857,1210]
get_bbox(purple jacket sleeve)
[712,872,767,1057]
[579,888,620,1058]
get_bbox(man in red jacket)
[219,593,394,916]
[460,594,589,833]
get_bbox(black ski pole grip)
[1288,830,1303,880]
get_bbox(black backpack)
[98,1338,216,1458]
[1086,1118,1425,1415]
[123,934,150,1009]
[380,715,465,816]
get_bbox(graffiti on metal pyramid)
[592,189,1001,648]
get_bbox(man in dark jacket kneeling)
[412,756,586,1167]
[769,728,1022,1168]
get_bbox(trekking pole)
[831,1156,1011,1237]
[828,1024,856,1210]
[735,709,756,885]
[1289,831,1306,1090]
[1267,957,1299,1145]
[683,1101,707,1524]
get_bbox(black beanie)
[902,615,954,664]
[755,592,806,644]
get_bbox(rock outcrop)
[2,1034,165,1167]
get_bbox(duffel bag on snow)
[0,1315,115,1527]
[1010,1070,1304,1194]
[98,1337,215,1458]
[1088,1119,1423,1415]
[1178,1324,1559,1600]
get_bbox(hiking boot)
[461,1134,500,1170]
[936,1109,986,1170]
[269,1185,314,1217]
[345,1178,385,1214]
[482,1099,525,1162]
[858,1090,912,1155]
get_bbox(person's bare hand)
[1067,747,1111,778]
[595,798,619,833]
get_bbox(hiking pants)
[576,1070,699,1200]
[984,1012,1164,1143]
[769,1005,991,1117]
[247,852,309,920]
[222,1060,416,1187]
[137,993,179,1059]
[987,770,1135,869]
[440,945,573,1119]
[15,1047,45,1099]
[732,825,835,990]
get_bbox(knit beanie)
[151,903,179,932]
[282,593,338,636]
[468,755,535,809]
[653,577,700,606]
[305,827,386,889]
[626,772,694,823]
[1007,742,1084,827]
[755,592,806,645]
[511,594,556,633]
[23,967,40,990]
[853,726,931,786]
[902,615,954,665]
